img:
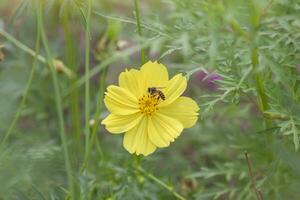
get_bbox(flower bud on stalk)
[52,59,75,78]
[89,118,96,127]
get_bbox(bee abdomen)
[158,91,165,100]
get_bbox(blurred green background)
[0,0,300,199]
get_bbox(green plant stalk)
[0,29,46,63]
[137,166,186,200]
[228,18,250,40]
[62,13,82,153]
[89,67,108,156]
[251,47,271,129]
[0,29,74,78]
[133,0,146,64]
[95,136,103,159]
[81,67,107,172]
[1,20,41,146]
[37,3,75,199]
[84,0,92,170]
[245,152,263,200]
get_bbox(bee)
[147,87,166,101]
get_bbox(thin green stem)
[1,20,41,146]
[228,18,250,40]
[245,152,263,200]
[137,166,186,200]
[0,29,46,63]
[0,29,74,78]
[84,0,92,171]
[133,0,146,64]
[95,137,104,160]
[62,13,82,153]
[37,3,74,199]
[81,67,107,172]
[251,46,271,129]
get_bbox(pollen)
[138,94,161,116]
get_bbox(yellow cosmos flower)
[101,61,199,156]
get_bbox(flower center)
[138,94,161,116]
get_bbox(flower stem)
[0,29,74,78]
[245,152,263,200]
[133,0,146,65]
[137,166,186,200]
[81,66,107,172]
[37,3,74,199]
[62,13,82,153]
[251,45,271,130]
[1,17,41,146]
[0,29,46,63]
[84,0,92,171]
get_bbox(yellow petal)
[159,74,187,107]
[140,61,169,90]
[119,69,144,98]
[104,85,139,115]
[159,97,199,128]
[101,113,142,134]
[123,117,156,156]
[148,113,183,147]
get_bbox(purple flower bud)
[195,70,222,91]
[196,70,208,81]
